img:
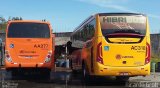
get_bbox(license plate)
[119,72,129,76]
[24,56,32,59]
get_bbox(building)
[151,34,160,58]
[53,32,72,60]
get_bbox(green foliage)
[1,22,7,29]
[0,17,7,32]
[151,52,160,59]
[151,57,160,70]
[0,23,7,32]
[151,58,160,63]
[11,17,23,20]
[0,16,23,32]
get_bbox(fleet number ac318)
[131,46,145,50]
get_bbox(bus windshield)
[100,15,146,36]
[7,22,50,38]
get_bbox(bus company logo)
[10,43,14,48]
[116,54,134,60]
[20,50,36,54]
[116,54,121,60]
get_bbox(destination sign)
[101,16,146,24]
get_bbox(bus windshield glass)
[8,22,50,38]
[100,15,146,36]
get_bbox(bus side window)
[83,25,88,41]
[81,30,84,41]
[87,19,96,40]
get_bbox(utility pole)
[0,17,2,30]
[65,44,69,68]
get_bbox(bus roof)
[98,13,146,16]
[8,20,50,24]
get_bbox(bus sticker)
[104,46,109,51]
[10,43,14,48]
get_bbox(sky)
[0,0,159,33]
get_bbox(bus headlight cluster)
[5,51,12,62]
[45,51,52,63]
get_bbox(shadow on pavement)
[1,69,127,88]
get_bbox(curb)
[55,67,72,72]
[0,66,5,70]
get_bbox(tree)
[0,17,7,31]
[0,17,5,23]
[11,17,22,20]
[20,17,23,20]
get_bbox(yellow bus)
[70,13,150,81]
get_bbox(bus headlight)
[5,51,12,62]
[45,58,51,63]
[45,51,52,63]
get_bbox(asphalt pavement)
[0,67,160,88]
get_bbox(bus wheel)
[116,76,129,82]
[82,62,90,81]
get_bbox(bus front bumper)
[93,63,150,76]
[5,61,54,69]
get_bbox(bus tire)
[82,61,90,81]
[116,76,129,82]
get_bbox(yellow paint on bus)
[71,13,150,81]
